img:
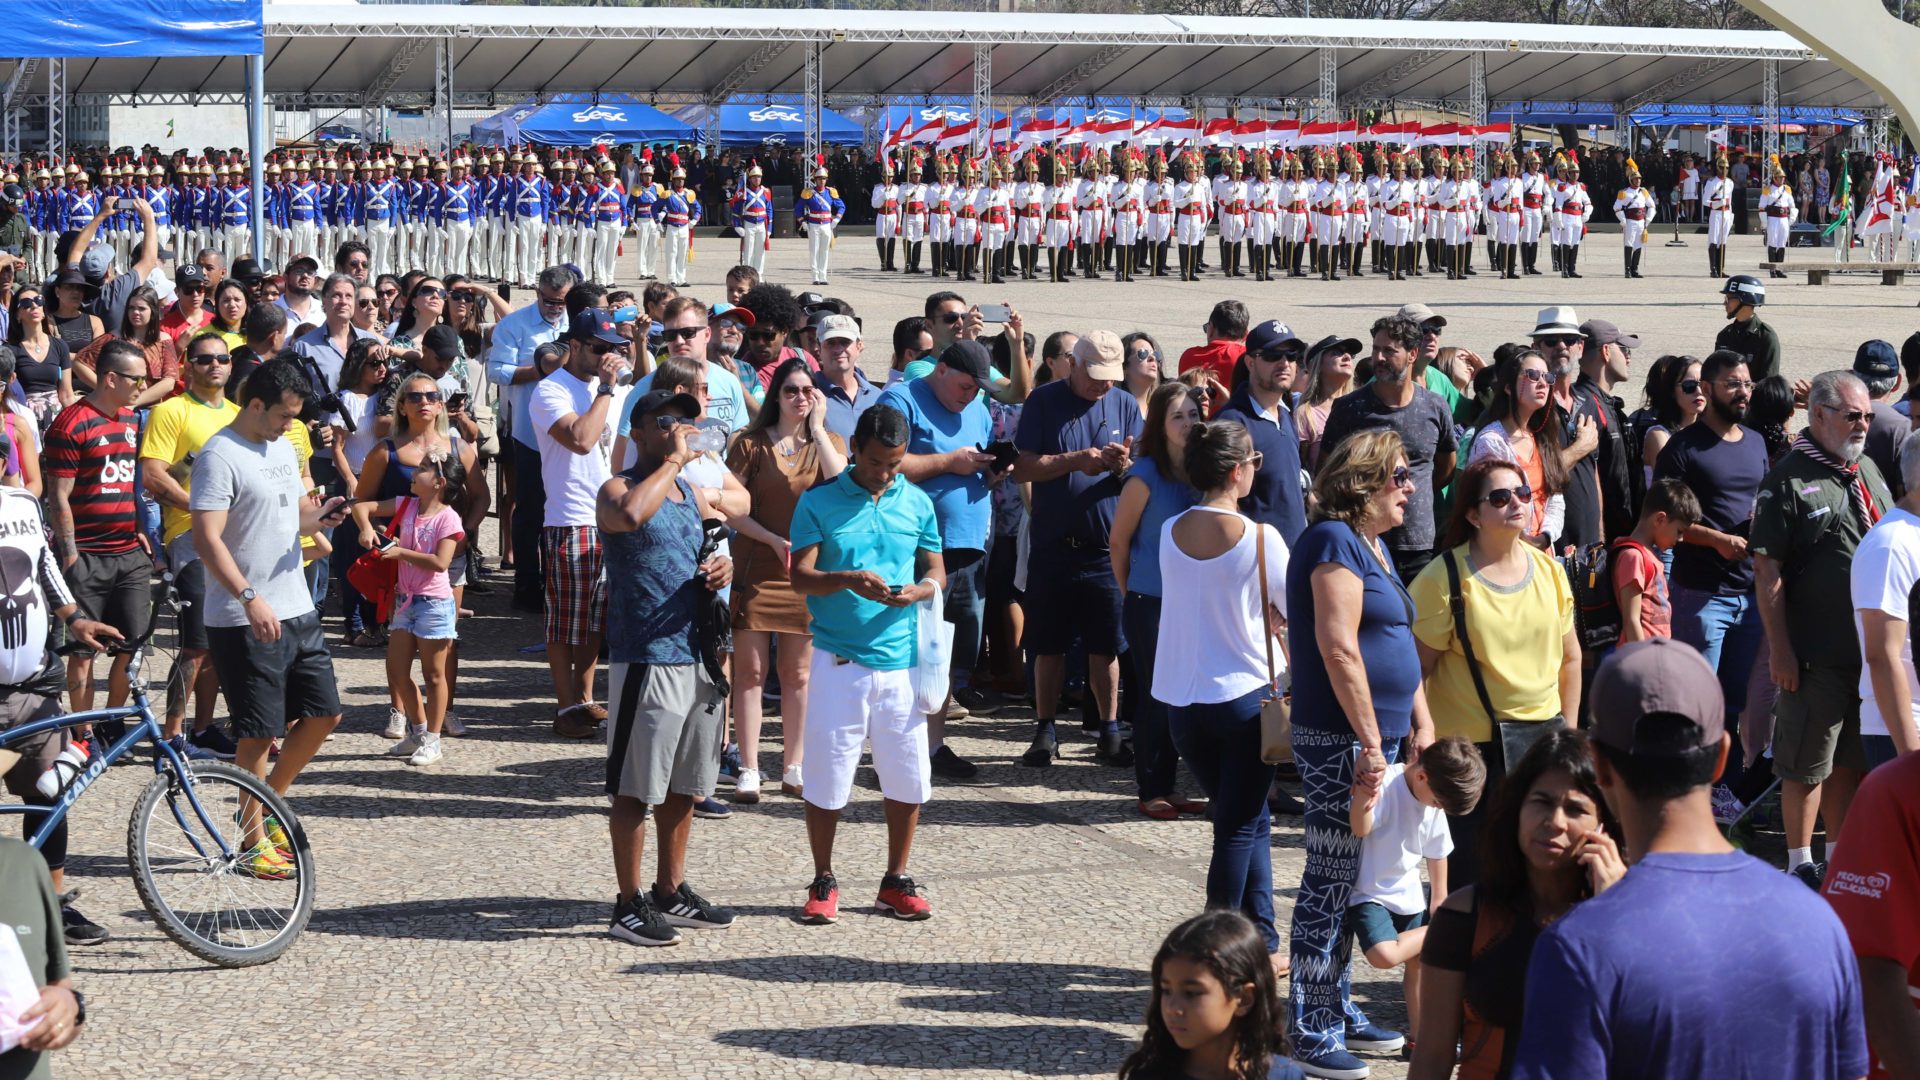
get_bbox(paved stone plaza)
[52,226,1887,1078]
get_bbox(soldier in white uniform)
[1438,153,1470,280]
[1614,157,1654,279]
[1343,148,1371,279]
[1552,151,1592,279]
[1072,153,1107,280]
[1401,153,1427,278]
[629,155,662,282]
[1379,152,1415,281]
[871,155,900,273]
[1143,151,1175,278]
[900,150,931,276]
[1247,149,1279,282]
[1311,150,1346,281]
[978,158,1013,285]
[1757,155,1799,279]
[1174,151,1209,282]
[1276,153,1309,278]
[1490,152,1523,279]
[952,158,981,281]
[1044,150,1076,283]
[1109,152,1145,283]
[1518,150,1548,275]
[1013,153,1046,280]
[1701,151,1737,278]
[1215,153,1249,279]
[928,156,955,279]
[1367,150,1389,273]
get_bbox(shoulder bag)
[1443,548,1564,769]
[346,497,410,623]
[1256,522,1294,765]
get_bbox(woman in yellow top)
[187,280,250,353]
[1408,456,1580,886]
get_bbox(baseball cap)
[708,302,755,328]
[286,255,320,275]
[630,388,700,419]
[1244,320,1305,356]
[818,314,860,344]
[568,307,626,346]
[1579,319,1641,350]
[1396,302,1447,329]
[1071,330,1126,381]
[1589,639,1726,757]
[939,339,1007,388]
[797,291,834,313]
[423,324,461,359]
[78,243,114,281]
[1306,334,1363,364]
[1854,339,1900,382]
[175,263,209,288]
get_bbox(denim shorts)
[391,593,459,640]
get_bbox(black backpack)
[1561,538,1650,651]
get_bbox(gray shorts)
[604,661,724,805]
[0,690,64,800]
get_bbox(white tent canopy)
[0,5,1885,115]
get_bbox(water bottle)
[687,418,729,455]
[36,742,88,798]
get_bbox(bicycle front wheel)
[126,760,316,967]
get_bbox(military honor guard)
[1379,152,1415,281]
[1343,148,1370,278]
[1614,156,1654,278]
[1552,150,1593,279]
[1517,150,1548,275]
[1757,154,1798,279]
[628,152,662,281]
[1174,150,1209,281]
[1247,149,1279,282]
[870,155,901,272]
[1143,150,1175,277]
[730,160,773,278]
[1043,150,1076,282]
[659,154,703,288]
[1215,151,1249,279]
[952,157,982,281]
[978,156,1014,284]
[1012,152,1046,280]
[928,155,956,278]
[901,150,931,275]
[1701,150,1737,278]
[1489,152,1523,279]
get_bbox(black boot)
[1046,246,1059,282]
[1152,241,1167,277]
[963,246,977,280]
[887,239,898,271]
[1505,243,1520,279]
[987,247,1003,284]
[1426,238,1440,273]
[1177,242,1192,281]
[1524,242,1542,275]
[1292,242,1306,277]
[1624,249,1634,279]
[1087,242,1104,279]
[1633,248,1645,278]
[1551,241,1564,272]
[876,237,887,269]
[931,240,945,276]
[1566,246,1581,278]
[1348,243,1364,278]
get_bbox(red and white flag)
[1366,121,1422,146]
[1412,122,1463,147]
[907,117,946,146]
[1230,120,1270,147]
[937,119,977,151]
[987,115,1013,148]
[1018,115,1067,146]
[881,117,913,152]
[1201,118,1237,147]
[1469,123,1513,145]
[1146,116,1200,145]
[1297,120,1357,147]
[1268,119,1301,148]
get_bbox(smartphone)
[377,534,398,552]
[889,584,904,596]
[498,281,512,303]
[447,392,470,414]
[977,303,1012,324]
[983,440,1018,471]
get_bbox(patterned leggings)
[1287,725,1401,1059]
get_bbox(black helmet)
[1721,273,1765,308]
[0,184,20,205]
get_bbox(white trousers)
[1493,212,1521,245]
[221,224,251,265]
[1177,216,1207,245]
[516,217,545,286]
[493,215,516,281]
[1381,215,1416,246]
[664,225,692,285]
[1707,210,1733,245]
[445,220,474,279]
[802,651,928,812]
[290,220,318,264]
[1442,213,1471,246]
[1621,220,1647,250]
[1764,216,1792,249]
[367,222,396,277]
[594,221,623,284]
[806,223,832,282]
[635,221,661,279]
[737,224,767,276]
[1521,209,1545,244]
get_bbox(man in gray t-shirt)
[190,358,352,873]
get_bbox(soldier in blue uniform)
[361,158,402,277]
[730,160,773,277]
[658,155,701,288]
[510,154,550,289]
[796,159,845,286]
[628,152,663,281]
[219,161,253,265]
[589,158,627,287]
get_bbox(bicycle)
[0,583,315,967]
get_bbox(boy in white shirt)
[1348,736,1486,1041]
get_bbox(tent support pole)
[248,51,266,265]
[46,59,64,163]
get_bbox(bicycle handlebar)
[53,572,184,658]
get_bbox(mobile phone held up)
[977,302,1012,324]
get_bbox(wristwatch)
[70,988,86,1025]
[597,383,616,397]
[239,587,258,604]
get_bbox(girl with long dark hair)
[1119,911,1300,1080]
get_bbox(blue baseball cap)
[568,307,625,346]
[1245,320,1304,355]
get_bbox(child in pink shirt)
[1613,478,1700,644]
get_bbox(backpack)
[1560,537,1644,651]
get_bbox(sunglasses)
[660,326,703,343]
[15,296,42,308]
[357,298,379,308]
[1391,465,1413,488]
[651,415,695,431]
[177,284,205,294]
[1537,335,1581,347]
[536,293,567,307]
[405,390,443,404]
[450,290,475,303]
[378,289,399,299]
[109,369,149,386]
[1131,350,1155,362]
[1818,404,1871,424]
[1257,349,1304,364]
[748,329,780,341]
[416,287,447,300]
[1518,368,1552,384]
[939,311,964,324]
[590,342,625,355]
[1679,378,1703,394]
[346,259,369,269]
[1483,484,1534,509]
[779,384,811,398]
[188,353,232,366]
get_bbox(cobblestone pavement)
[51,226,1870,1079]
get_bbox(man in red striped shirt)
[47,339,153,718]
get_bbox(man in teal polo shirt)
[789,404,946,927]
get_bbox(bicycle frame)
[0,647,240,862]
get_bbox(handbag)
[1443,549,1566,769]
[1256,522,1294,765]
[346,498,409,624]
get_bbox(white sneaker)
[443,716,467,738]
[781,763,804,797]
[408,734,443,767]
[733,768,761,804]
[390,726,425,756]
[381,707,408,740]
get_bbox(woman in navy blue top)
[1281,428,1436,1078]
[1109,383,1204,820]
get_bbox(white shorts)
[802,650,929,811]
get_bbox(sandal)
[1172,797,1211,816]
[1138,799,1180,821]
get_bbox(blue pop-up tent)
[675,102,864,147]
[16,0,260,55]
[471,95,696,148]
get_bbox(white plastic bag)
[912,581,953,716]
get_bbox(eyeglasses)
[938,311,964,324]
[357,298,379,308]
[1244,452,1265,469]
[1483,484,1534,509]
[1537,335,1582,348]
[15,296,42,308]
[1679,378,1703,394]
[1518,368,1552,384]
[346,259,369,270]
[1718,379,1755,392]
[1817,403,1872,425]
[188,353,232,366]
[779,384,811,398]
[748,328,780,341]
[404,390,443,404]
[661,326,703,343]
[1391,465,1413,488]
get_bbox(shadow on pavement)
[710,1021,1137,1074]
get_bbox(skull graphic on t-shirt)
[0,545,39,650]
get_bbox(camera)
[312,390,355,432]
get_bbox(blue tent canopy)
[1628,105,1865,127]
[1488,101,1619,128]
[14,0,261,56]
[470,95,695,148]
[675,102,863,147]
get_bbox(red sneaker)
[875,874,932,921]
[801,873,839,925]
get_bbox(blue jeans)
[1862,734,1900,772]
[1672,585,1764,784]
[1169,687,1278,950]
[1289,725,1401,1059]
[1122,592,1178,801]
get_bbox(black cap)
[1855,339,1900,382]
[232,257,268,283]
[630,388,700,419]
[175,263,208,288]
[797,291,831,312]
[423,324,461,359]
[568,307,625,346]
[938,339,1000,386]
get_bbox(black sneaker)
[930,745,979,780]
[1095,731,1134,766]
[1020,729,1059,767]
[62,903,110,946]
[952,685,1000,715]
[1791,860,1826,891]
[654,882,736,929]
[190,725,239,760]
[609,892,681,947]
